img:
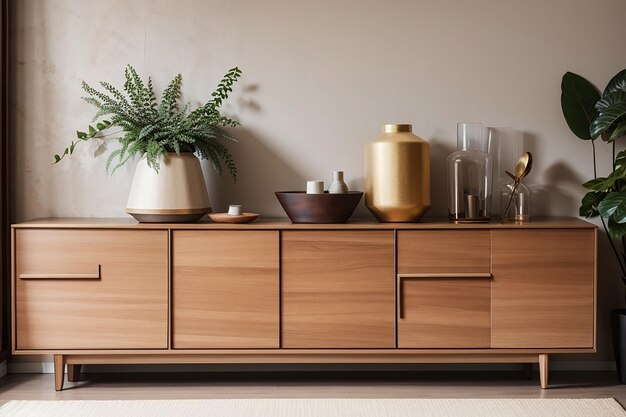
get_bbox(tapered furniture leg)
[54,355,64,391]
[539,354,549,389]
[67,364,81,382]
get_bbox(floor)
[0,371,623,406]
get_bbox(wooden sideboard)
[11,218,597,390]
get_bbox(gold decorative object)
[501,152,532,223]
[365,124,430,222]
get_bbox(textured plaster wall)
[9,0,626,365]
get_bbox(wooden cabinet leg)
[539,354,549,389]
[53,355,64,391]
[67,364,81,382]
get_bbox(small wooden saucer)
[208,212,260,224]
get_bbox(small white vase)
[126,152,211,222]
[329,171,349,194]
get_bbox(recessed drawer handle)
[399,273,492,279]
[19,265,101,280]
[397,272,492,319]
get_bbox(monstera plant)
[561,68,626,383]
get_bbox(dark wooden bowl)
[275,191,363,223]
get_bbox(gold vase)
[365,124,430,222]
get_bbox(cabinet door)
[15,229,168,350]
[492,229,595,348]
[173,231,279,348]
[398,230,490,274]
[397,231,491,348]
[282,231,395,348]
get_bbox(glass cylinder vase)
[500,179,530,223]
[446,122,493,223]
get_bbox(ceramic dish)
[208,212,260,224]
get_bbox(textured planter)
[126,152,211,223]
[365,124,430,222]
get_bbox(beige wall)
[9,0,626,365]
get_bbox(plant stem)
[99,129,124,138]
[593,138,626,280]
[591,139,597,178]
[503,180,520,219]
[601,216,626,277]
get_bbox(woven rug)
[0,398,624,417]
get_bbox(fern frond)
[59,66,243,179]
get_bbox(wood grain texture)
[398,277,491,348]
[281,231,395,348]
[63,353,541,365]
[539,354,549,389]
[12,217,597,230]
[491,229,595,349]
[15,229,168,350]
[398,230,490,274]
[173,231,279,349]
[53,355,63,391]
[11,347,595,355]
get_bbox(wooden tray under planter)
[275,191,363,223]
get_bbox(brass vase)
[365,124,430,222]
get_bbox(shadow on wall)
[202,128,306,217]
[532,161,584,217]
[427,135,456,218]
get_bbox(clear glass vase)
[500,180,530,223]
[446,122,493,223]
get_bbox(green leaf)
[603,69,626,97]
[610,121,626,141]
[598,192,626,222]
[561,72,601,140]
[583,177,611,191]
[88,125,96,136]
[590,102,626,139]
[580,191,605,217]
[596,91,626,111]
[96,121,111,130]
[77,131,88,140]
[608,217,626,239]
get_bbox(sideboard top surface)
[12,217,596,230]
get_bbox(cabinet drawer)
[173,231,279,349]
[398,276,491,348]
[398,230,490,274]
[15,229,168,350]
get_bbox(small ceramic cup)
[306,180,324,194]
[228,205,243,216]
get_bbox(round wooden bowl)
[275,191,363,224]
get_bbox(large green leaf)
[610,120,626,141]
[598,192,626,222]
[580,191,605,217]
[596,91,626,111]
[561,72,601,140]
[603,69,626,97]
[608,217,626,239]
[590,102,626,139]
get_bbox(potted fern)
[55,65,242,222]
[560,68,626,382]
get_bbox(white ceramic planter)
[126,152,211,222]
